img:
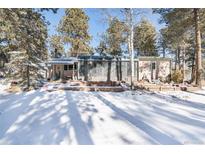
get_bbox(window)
[69,65,73,70]
[74,63,77,70]
[152,62,156,70]
[64,65,68,70]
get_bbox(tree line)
[52,8,204,87]
[0,8,205,88]
[51,9,158,58]
[154,8,205,87]
[0,8,57,88]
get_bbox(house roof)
[47,57,78,65]
[46,56,171,64]
[78,55,113,60]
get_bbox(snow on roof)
[47,61,76,65]
[47,57,78,64]
[46,56,171,64]
[51,57,78,61]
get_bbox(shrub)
[171,69,183,83]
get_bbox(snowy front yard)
[0,85,205,144]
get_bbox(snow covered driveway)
[0,88,205,144]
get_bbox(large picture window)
[64,65,68,70]
[69,65,73,70]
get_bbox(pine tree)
[194,9,203,87]
[49,35,65,58]
[58,9,91,57]
[158,28,169,58]
[95,39,107,56]
[106,17,126,56]
[154,8,204,87]
[0,9,49,88]
[133,18,157,56]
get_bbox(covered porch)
[47,58,79,80]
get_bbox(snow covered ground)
[0,84,205,144]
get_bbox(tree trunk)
[175,50,177,70]
[182,43,186,84]
[177,47,181,70]
[191,62,196,83]
[84,60,88,81]
[194,8,202,88]
[174,48,180,70]
[127,8,135,89]
[116,58,119,81]
[107,61,111,82]
[130,23,135,89]
[27,65,30,89]
[162,48,166,58]
[119,58,122,81]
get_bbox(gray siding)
[78,60,138,82]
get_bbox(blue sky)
[42,8,165,49]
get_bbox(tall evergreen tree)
[58,9,91,57]
[154,8,204,87]
[194,9,203,87]
[95,39,108,56]
[158,28,169,58]
[49,35,65,58]
[0,9,49,88]
[106,17,126,56]
[133,18,157,56]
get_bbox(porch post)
[60,64,64,80]
[72,63,74,80]
[156,60,160,80]
[52,64,55,80]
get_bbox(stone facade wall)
[138,60,170,82]
[158,61,171,81]
[138,61,152,81]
